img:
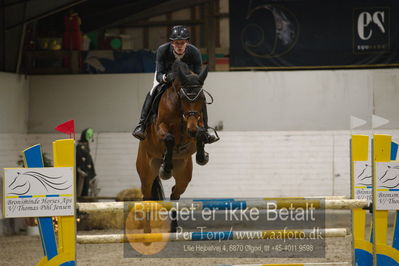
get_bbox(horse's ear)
[198,66,208,84]
[177,65,189,84]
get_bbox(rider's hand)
[163,72,175,83]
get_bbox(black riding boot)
[132,91,155,140]
[202,103,219,144]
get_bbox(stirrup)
[204,127,220,144]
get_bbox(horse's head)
[8,172,30,194]
[172,61,208,137]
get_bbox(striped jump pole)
[218,263,349,266]
[76,199,368,213]
[76,228,347,244]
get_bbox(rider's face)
[171,40,188,55]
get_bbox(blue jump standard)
[24,144,58,262]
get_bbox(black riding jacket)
[155,42,202,83]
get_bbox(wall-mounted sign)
[230,0,399,70]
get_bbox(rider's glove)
[163,72,175,83]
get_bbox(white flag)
[372,114,390,129]
[350,115,367,129]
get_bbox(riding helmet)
[169,25,190,40]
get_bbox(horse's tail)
[151,176,165,200]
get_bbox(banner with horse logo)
[3,167,74,218]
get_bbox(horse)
[136,60,209,233]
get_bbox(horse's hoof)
[159,164,172,180]
[196,152,209,166]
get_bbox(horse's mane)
[172,60,191,76]
[171,60,204,87]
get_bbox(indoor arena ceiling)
[1,0,211,72]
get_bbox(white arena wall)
[28,68,399,133]
[0,72,29,133]
[0,72,29,233]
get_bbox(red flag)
[54,120,75,139]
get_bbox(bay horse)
[136,60,209,232]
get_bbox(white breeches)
[150,72,160,96]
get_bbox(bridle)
[178,84,219,142]
[173,81,214,121]
[178,86,213,104]
[179,86,204,102]
[177,85,204,120]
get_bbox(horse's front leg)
[169,159,193,232]
[195,127,209,165]
[158,122,175,180]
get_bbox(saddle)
[148,83,169,123]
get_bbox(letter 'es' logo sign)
[353,8,390,54]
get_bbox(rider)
[132,25,218,144]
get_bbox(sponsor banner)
[354,161,372,203]
[230,0,399,69]
[3,167,74,217]
[375,162,399,210]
